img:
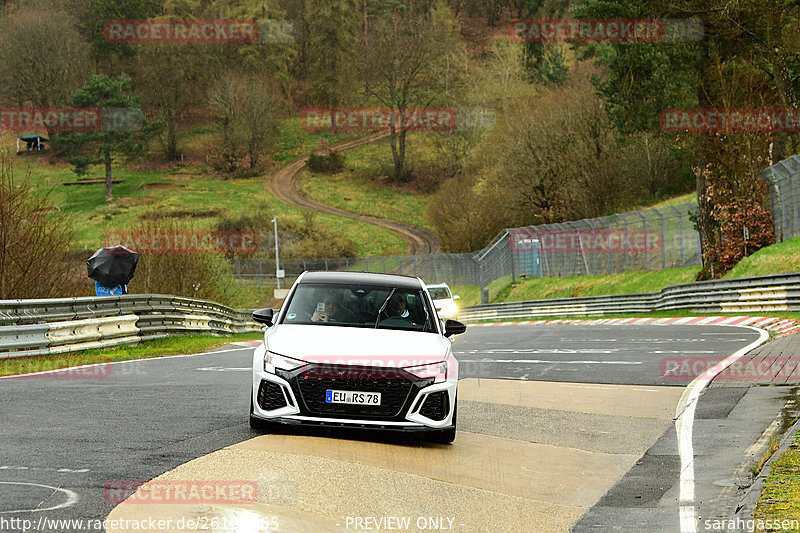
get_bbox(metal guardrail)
[458,272,800,323]
[0,295,261,360]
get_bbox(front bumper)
[251,366,457,430]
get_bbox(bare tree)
[0,5,90,108]
[0,153,78,299]
[363,5,464,181]
[210,73,284,171]
[134,42,210,160]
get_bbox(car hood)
[265,324,451,365]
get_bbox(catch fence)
[234,156,799,303]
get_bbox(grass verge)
[497,266,700,302]
[486,235,799,305]
[754,432,800,530]
[0,332,262,377]
[463,310,800,324]
[724,235,800,279]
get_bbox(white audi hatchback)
[250,271,466,443]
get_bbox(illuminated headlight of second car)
[264,351,306,372]
[440,301,458,317]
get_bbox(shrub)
[124,214,236,304]
[0,153,81,299]
[215,211,356,259]
[307,151,346,173]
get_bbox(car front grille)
[419,391,449,421]
[257,379,287,411]
[280,365,431,420]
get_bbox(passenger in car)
[311,293,355,323]
[311,295,340,322]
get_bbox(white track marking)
[458,359,641,365]
[0,481,78,513]
[674,325,769,532]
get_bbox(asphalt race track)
[454,323,762,385]
[0,324,769,532]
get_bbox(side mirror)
[453,295,460,300]
[443,319,466,337]
[252,308,274,326]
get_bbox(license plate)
[325,390,382,405]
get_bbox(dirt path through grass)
[267,132,440,254]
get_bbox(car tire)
[428,401,457,444]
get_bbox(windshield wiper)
[420,290,432,332]
[374,288,396,329]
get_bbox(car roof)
[299,271,423,289]
[425,283,450,289]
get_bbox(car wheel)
[428,401,457,444]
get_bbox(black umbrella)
[87,245,139,287]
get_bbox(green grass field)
[10,119,405,257]
[299,133,441,230]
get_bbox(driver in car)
[379,293,417,327]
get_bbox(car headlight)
[442,302,458,316]
[403,361,447,383]
[264,351,306,372]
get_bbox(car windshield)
[281,283,436,333]
[428,287,451,300]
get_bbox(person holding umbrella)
[87,245,139,296]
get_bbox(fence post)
[237,257,242,283]
[671,205,684,267]
[478,254,487,304]
[585,218,597,275]
[634,211,648,270]
[656,208,666,269]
